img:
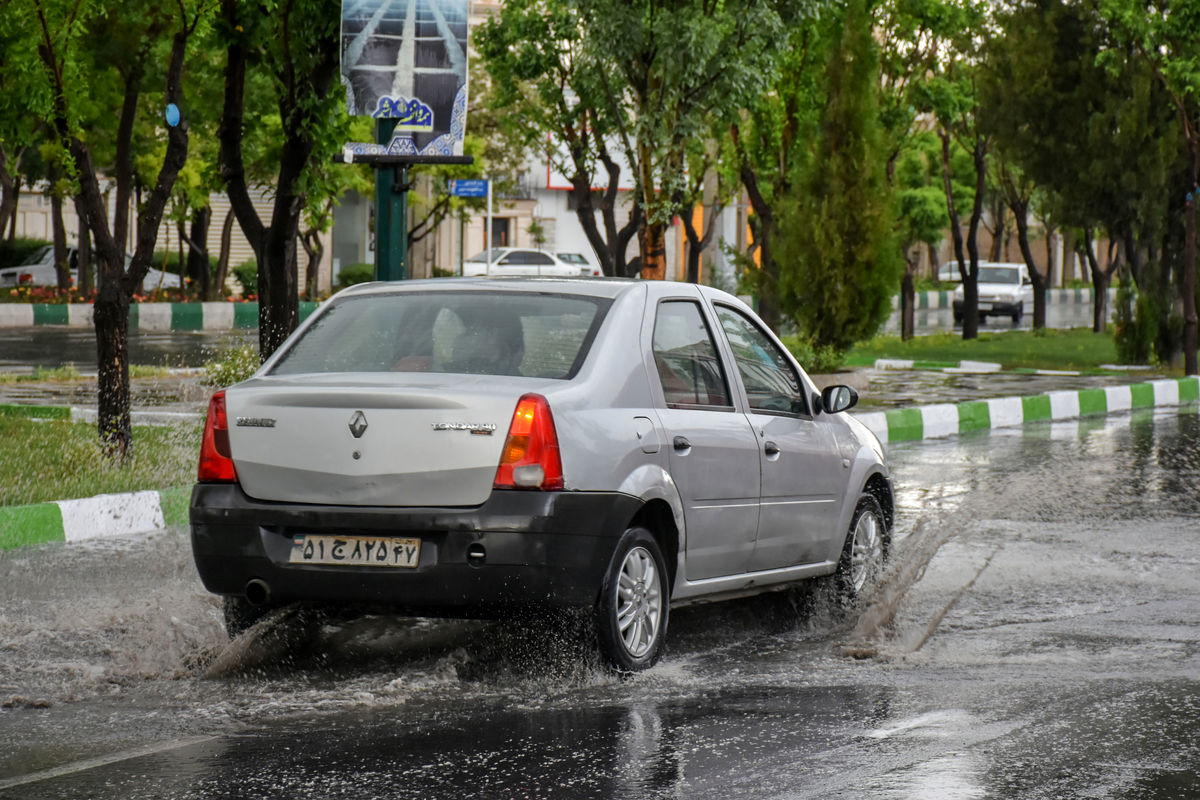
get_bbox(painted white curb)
[56,491,165,543]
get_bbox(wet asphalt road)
[1,406,1198,798]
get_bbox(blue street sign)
[449,179,489,198]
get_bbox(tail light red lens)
[493,394,564,491]
[198,391,237,483]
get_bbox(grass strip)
[846,328,1126,373]
[0,415,201,507]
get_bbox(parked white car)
[0,245,185,291]
[463,248,590,277]
[952,262,1034,324]
[0,245,76,288]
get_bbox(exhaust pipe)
[244,578,271,606]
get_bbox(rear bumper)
[189,483,640,614]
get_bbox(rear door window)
[652,301,733,409]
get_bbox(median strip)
[854,376,1200,444]
[0,486,190,551]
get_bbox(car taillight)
[198,391,237,483]
[493,394,564,491]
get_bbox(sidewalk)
[1,373,1197,551]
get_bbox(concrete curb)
[854,376,1200,444]
[0,301,318,330]
[0,403,201,426]
[3,376,1198,551]
[889,287,1118,311]
[0,486,190,551]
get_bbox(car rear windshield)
[269,291,611,379]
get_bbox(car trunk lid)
[224,376,531,507]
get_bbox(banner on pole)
[340,0,469,157]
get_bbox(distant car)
[463,248,588,277]
[936,263,961,284]
[190,278,894,672]
[0,245,184,292]
[952,262,1034,324]
[0,245,77,288]
[556,252,602,276]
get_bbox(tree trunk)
[681,202,720,285]
[215,209,235,300]
[186,205,212,299]
[740,164,780,330]
[939,128,978,339]
[92,286,131,457]
[900,259,916,341]
[50,178,71,292]
[1082,229,1113,334]
[1012,198,1046,329]
[76,199,92,295]
[1184,146,1198,375]
[638,218,668,280]
[301,229,323,300]
[0,147,20,240]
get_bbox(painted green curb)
[0,404,71,419]
[10,301,319,330]
[0,503,64,550]
[855,376,1200,445]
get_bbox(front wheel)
[595,527,669,672]
[832,494,888,606]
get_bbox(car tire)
[952,312,962,324]
[831,494,888,606]
[222,594,271,639]
[1012,305,1023,324]
[595,526,669,672]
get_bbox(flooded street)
[1,407,1198,799]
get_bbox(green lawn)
[845,328,1133,373]
[0,415,199,507]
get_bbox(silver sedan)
[190,278,893,671]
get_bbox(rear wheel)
[832,494,888,605]
[595,527,669,672]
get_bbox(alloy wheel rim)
[850,511,883,593]
[616,546,662,658]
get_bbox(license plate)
[978,302,992,310]
[289,535,420,568]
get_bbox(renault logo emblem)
[348,410,368,438]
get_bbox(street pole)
[485,176,493,276]
[372,119,410,282]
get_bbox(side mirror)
[820,384,859,414]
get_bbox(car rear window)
[269,291,610,379]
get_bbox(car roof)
[332,277,744,306]
[336,276,642,301]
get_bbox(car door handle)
[763,441,780,456]
[673,435,692,452]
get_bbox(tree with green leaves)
[476,0,643,276]
[217,0,344,359]
[771,0,900,353]
[21,0,211,456]
[894,132,949,340]
[1098,0,1200,374]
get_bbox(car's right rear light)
[198,391,237,483]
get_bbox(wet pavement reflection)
[1,407,1198,798]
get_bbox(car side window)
[714,305,809,416]
[652,301,733,409]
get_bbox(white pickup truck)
[952,261,1034,324]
